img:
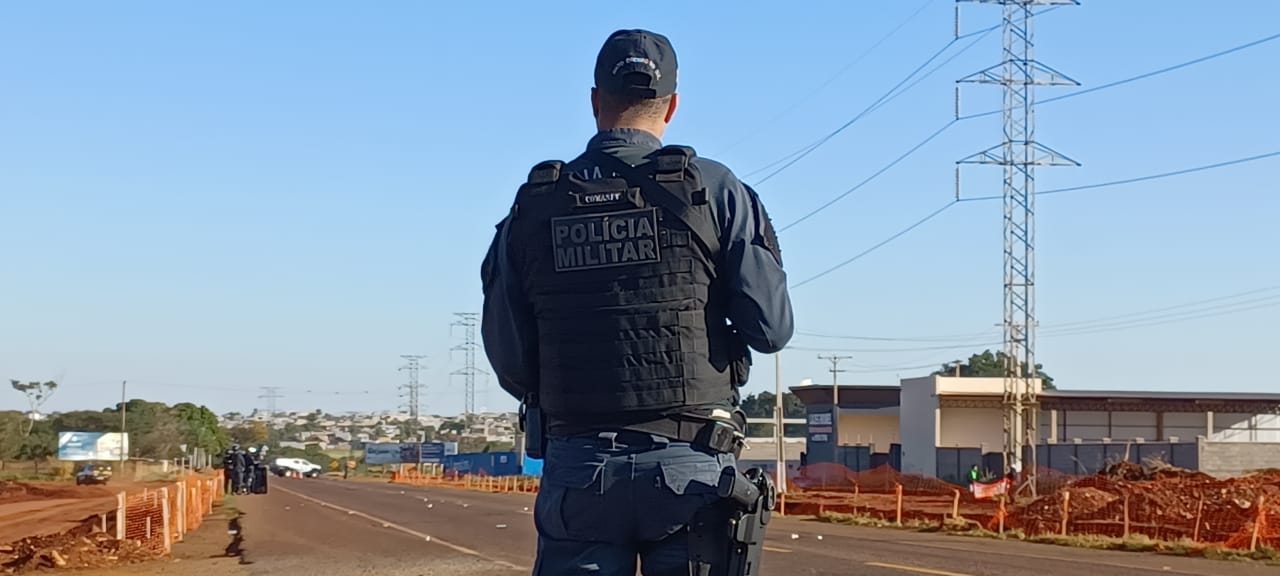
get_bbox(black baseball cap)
[594,29,678,99]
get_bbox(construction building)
[792,376,1280,481]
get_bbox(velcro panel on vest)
[653,147,692,183]
[527,161,562,185]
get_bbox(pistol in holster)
[687,465,777,576]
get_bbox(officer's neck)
[596,120,667,141]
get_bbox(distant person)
[967,464,980,494]
[482,28,794,575]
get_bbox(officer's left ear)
[663,92,679,124]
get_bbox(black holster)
[519,393,546,460]
[688,466,775,576]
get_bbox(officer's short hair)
[599,88,672,122]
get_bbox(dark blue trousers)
[532,431,735,575]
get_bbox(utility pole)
[450,313,488,417]
[818,354,851,388]
[119,380,127,467]
[956,0,1079,497]
[818,354,850,447]
[774,352,786,493]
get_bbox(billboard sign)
[399,443,421,464]
[364,442,401,465]
[420,442,445,464]
[57,432,130,461]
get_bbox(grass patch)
[814,511,933,531]
[1204,546,1280,565]
[808,513,1279,565]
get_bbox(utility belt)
[541,409,747,458]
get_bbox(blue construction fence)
[442,452,522,477]
[819,444,903,473]
[935,442,1199,485]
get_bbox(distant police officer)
[482,29,793,576]
[222,446,239,494]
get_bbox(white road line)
[274,485,527,571]
[865,562,973,576]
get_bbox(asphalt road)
[221,476,1274,576]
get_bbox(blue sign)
[420,442,445,464]
[399,443,421,463]
[364,443,401,465]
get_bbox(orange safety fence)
[102,471,225,558]
[783,462,1280,553]
[392,468,542,494]
[392,460,1280,553]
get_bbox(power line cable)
[789,200,957,289]
[717,0,939,155]
[962,150,1280,202]
[745,9,1070,186]
[1041,298,1280,338]
[743,41,962,184]
[778,34,1278,233]
[960,31,1280,121]
[792,149,1280,289]
[1040,294,1280,337]
[793,285,1280,344]
[786,340,1003,354]
[743,20,1003,183]
[1042,286,1280,330]
[779,122,958,233]
[795,329,998,342]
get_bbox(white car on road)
[272,457,323,477]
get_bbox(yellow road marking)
[275,486,528,571]
[865,562,973,576]
[763,545,792,553]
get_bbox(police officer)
[222,445,240,494]
[482,28,793,576]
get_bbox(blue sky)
[2,1,1277,417]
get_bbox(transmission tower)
[398,355,426,421]
[956,0,1079,496]
[450,313,488,416]
[258,386,283,420]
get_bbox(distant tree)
[739,392,806,437]
[18,421,56,473]
[229,422,270,447]
[10,380,58,435]
[0,412,26,467]
[935,350,1056,390]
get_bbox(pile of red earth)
[1011,464,1280,545]
[795,464,961,495]
[0,516,159,574]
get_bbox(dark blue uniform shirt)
[481,128,794,401]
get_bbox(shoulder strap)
[588,147,722,257]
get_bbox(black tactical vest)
[505,146,747,422]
